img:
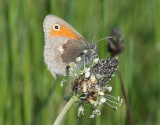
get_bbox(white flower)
[69,67,73,71]
[90,75,96,82]
[106,86,112,92]
[118,96,120,102]
[90,100,95,104]
[93,58,99,63]
[98,91,104,95]
[83,84,87,92]
[92,109,101,116]
[83,50,87,53]
[90,115,95,118]
[78,106,84,116]
[76,57,81,62]
[84,68,90,73]
[100,97,106,103]
[60,79,66,87]
[95,109,101,115]
[69,62,77,67]
[85,71,90,78]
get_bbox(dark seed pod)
[108,27,125,57]
[91,57,118,86]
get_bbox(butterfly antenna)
[91,36,96,42]
[94,36,112,43]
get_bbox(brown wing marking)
[61,39,85,63]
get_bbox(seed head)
[108,27,125,57]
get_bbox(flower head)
[61,50,122,118]
[70,57,122,117]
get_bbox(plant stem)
[53,96,78,125]
[117,68,133,125]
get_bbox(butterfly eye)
[53,24,60,31]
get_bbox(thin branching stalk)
[117,68,133,125]
[53,96,78,125]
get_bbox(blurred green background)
[0,0,160,125]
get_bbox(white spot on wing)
[57,46,64,54]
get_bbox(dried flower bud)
[107,27,125,57]
[91,57,118,86]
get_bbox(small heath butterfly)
[43,15,97,78]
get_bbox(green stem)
[53,96,78,125]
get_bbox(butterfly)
[43,15,98,78]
